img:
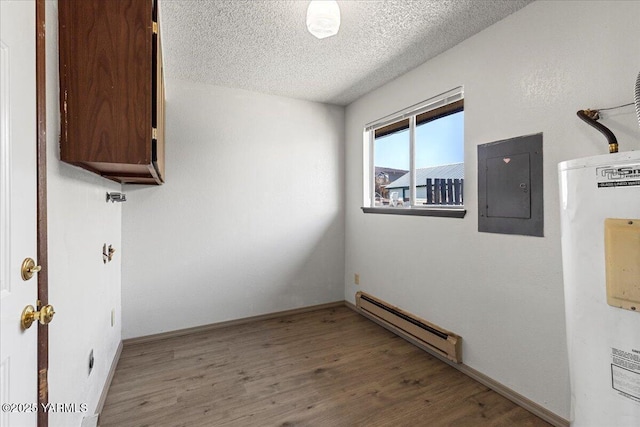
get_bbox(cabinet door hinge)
[152,22,158,35]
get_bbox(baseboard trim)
[354,305,568,427]
[95,340,122,416]
[344,300,357,312]
[123,301,345,346]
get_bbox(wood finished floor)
[100,306,551,427]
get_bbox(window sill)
[361,206,466,218]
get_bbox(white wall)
[344,0,640,420]
[121,79,345,339]
[45,2,122,425]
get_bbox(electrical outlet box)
[354,274,360,285]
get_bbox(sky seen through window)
[374,111,464,171]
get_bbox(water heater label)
[597,165,640,188]
[611,347,640,403]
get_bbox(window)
[363,87,465,217]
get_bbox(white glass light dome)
[306,1,341,39]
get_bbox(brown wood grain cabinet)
[58,0,165,185]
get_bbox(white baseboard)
[95,341,122,419]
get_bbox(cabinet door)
[152,0,165,183]
[59,0,163,185]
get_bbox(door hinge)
[152,127,158,140]
[152,22,158,35]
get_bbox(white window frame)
[362,86,465,218]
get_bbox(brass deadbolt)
[21,304,55,330]
[21,258,41,281]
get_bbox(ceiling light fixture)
[306,0,340,39]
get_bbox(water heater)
[559,151,640,426]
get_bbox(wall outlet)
[354,274,360,285]
[111,308,115,327]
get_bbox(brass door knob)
[21,304,55,330]
[21,258,41,281]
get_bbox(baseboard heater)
[355,291,462,363]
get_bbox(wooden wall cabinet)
[59,0,165,185]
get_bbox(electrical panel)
[478,133,543,237]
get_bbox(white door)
[0,0,39,426]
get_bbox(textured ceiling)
[159,0,533,106]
